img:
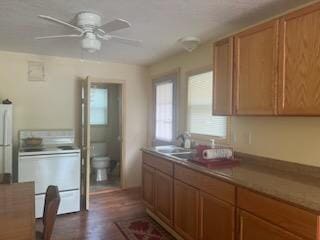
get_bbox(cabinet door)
[234,20,279,115]
[154,171,173,226]
[199,192,235,240]
[142,164,155,209]
[174,180,199,240]
[239,210,303,240]
[279,3,320,115]
[213,37,233,115]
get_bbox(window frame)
[152,71,178,146]
[185,66,231,145]
[90,86,110,127]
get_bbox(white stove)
[18,130,81,218]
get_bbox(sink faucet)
[176,134,185,148]
[176,132,192,149]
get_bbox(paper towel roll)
[202,148,233,160]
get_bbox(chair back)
[42,185,60,240]
[0,173,12,184]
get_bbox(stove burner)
[23,148,45,152]
[57,146,75,150]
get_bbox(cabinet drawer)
[237,187,319,240]
[238,210,304,240]
[143,153,173,176]
[174,164,235,204]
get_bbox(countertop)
[142,147,320,213]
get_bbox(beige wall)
[148,42,320,167]
[0,51,148,187]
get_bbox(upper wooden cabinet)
[213,2,320,116]
[278,3,320,115]
[213,37,233,115]
[234,20,279,115]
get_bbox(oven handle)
[19,153,80,160]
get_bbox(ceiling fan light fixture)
[179,36,200,52]
[81,38,101,53]
[77,12,101,29]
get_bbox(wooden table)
[0,181,35,240]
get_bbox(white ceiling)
[0,0,313,65]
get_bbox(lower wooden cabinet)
[238,210,303,240]
[199,192,235,240]
[174,180,199,240]
[154,170,173,226]
[142,164,155,209]
[142,153,320,240]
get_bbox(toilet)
[91,142,112,182]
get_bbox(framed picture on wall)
[28,61,45,81]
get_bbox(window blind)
[187,71,227,138]
[155,81,174,142]
[90,88,108,125]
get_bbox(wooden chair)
[36,185,61,240]
[0,173,12,184]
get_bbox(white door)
[81,77,91,210]
[0,105,12,146]
[0,146,12,174]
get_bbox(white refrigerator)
[0,104,12,174]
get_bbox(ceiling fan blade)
[38,15,83,33]
[35,34,83,40]
[98,19,131,33]
[107,35,142,46]
[98,34,142,46]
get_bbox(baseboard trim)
[146,208,184,240]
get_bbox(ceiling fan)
[36,12,141,53]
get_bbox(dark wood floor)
[37,188,146,240]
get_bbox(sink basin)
[170,152,195,160]
[155,145,191,154]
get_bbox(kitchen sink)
[155,145,191,154]
[170,152,195,160]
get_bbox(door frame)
[81,76,126,209]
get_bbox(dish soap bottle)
[184,132,191,149]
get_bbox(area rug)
[115,216,175,240]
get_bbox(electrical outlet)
[240,132,252,145]
[248,132,252,145]
[232,133,237,144]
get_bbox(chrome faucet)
[176,132,192,149]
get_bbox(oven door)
[35,189,80,218]
[18,152,80,194]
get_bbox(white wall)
[0,51,148,187]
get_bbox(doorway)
[89,83,121,193]
[81,77,124,209]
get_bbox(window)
[90,88,108,125]
[153,74,177,144]
[187,70,227,139]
